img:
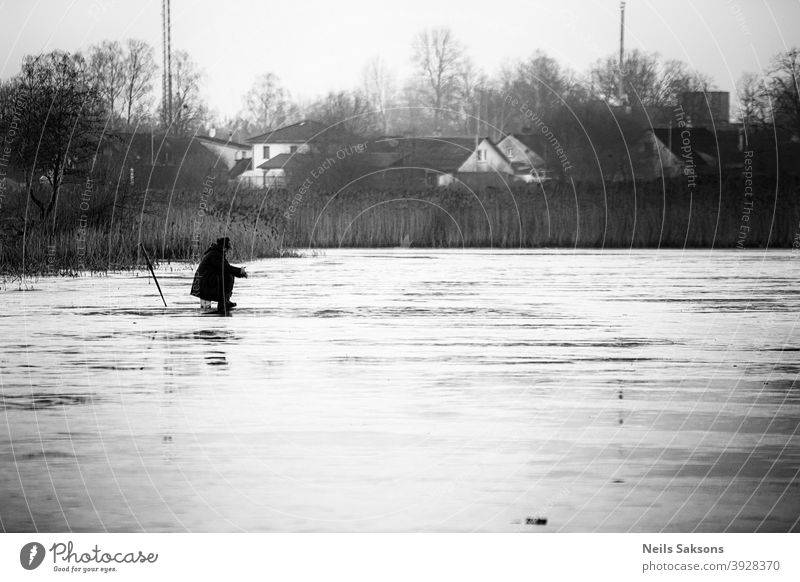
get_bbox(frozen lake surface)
[2,249,799,532]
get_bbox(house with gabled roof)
[238,119,325,187]
[635,127,718,180]
[495,134,552,182]
[382,136,477,187]
[238,119,372,187]
[194,134,251,172]
[456,138,513,179]
[97,132,228,190]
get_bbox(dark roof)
[367,137,407,152]
[711,128,749,167]
[107,132,218,166]
[387,136,477,173]
[247,120,328,144]
[506,133,548,154]
[100,132,225,190]
[361,152,405,169]
[257,153,308,170]
[228,157,252,178]
[652,127,717,166]
[195,134,249,149]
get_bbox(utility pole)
[162,0,173,132]
[618,1,626,106]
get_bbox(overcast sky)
[1,0,798,120]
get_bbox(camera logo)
[20,542,46,570]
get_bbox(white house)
[454,135,552,185]
[495,134,551,183]
[238,120,323,187]
[457,138,514,175]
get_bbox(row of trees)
[0,40,209,219]
[83,39,207,134]
[4,28,798,141]
[2,28,798,220]
[233,28,799,141]
[736,48,800,137]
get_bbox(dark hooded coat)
[190,240,245,302]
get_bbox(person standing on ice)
[190,237,248,313]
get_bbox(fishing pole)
[140,243,167,307]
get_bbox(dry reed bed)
[3,180,798,277]
[1,186,289,276]
[261,182,799,248]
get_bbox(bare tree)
[735,72,768,131]
[164,50,208,135]
[765,47,800,137]
[492,64,517,136]
[241,73,295,134]
[501,50,585,135]
[589,49,710,107]
[307,90,372,136]
[454,59,485,135]
[411,27,465,131]
[122,39,157,128]
[361,56,396,135]
[87,40,126,126]
[660,58,713,101]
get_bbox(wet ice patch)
[0,392,94,410]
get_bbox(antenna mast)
[618,1,626,105]
[162,0,173,131]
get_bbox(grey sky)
[1,0,798,119]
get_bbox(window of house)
[506,147,514,159]
[262,146,270,159]
[477,149,487,162]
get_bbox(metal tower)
[162,0,172,131]
[619,1,626,105]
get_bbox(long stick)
[140,243,167,307]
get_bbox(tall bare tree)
[735,72,768,131]
[454,59,485,135]
[765,47,800,137]
[241,73,295,134]
[411,27,466,131]
[164,50,208,135]
[589,49,710,107]
[307,90,372,136]
[87,40,126,126]
[361,56,396,135]
[122,39,157,128]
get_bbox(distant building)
[239,120,325,187]
[456,138,513,181]
[630,126,747,181]
[680,91,731,129]
[98,132,227,190]
[194,134,250,172]
[494,134,552,182]
[382,136,477,187]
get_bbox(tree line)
[3,28,797,139]
[1,28,799,220]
